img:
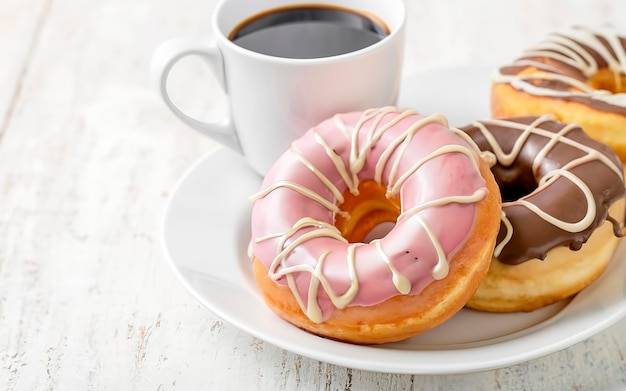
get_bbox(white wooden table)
[2,0,626,389]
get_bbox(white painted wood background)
[1,0,626,389]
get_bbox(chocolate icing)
[494,26,626,115]
[460,115,625,265]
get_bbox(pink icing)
[250,108,488,322]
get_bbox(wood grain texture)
[0,0,625,389]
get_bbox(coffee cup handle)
[151,39,243,154]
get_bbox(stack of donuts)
[248,26,626,344]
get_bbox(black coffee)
[229,5,389,59]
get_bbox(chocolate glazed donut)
[461,115,625,265]
[490,26,626,161]
[459,115,626,312]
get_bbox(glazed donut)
[250,107,501,344]
[460,115,626,312]
[491,26,626,161]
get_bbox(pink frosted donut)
[250,107,501,344]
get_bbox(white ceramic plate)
[161,66,626,374]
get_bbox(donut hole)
[499,182,537,202]
[363,222,396,243]
[493,169,538,202]
[588,68,626,93]
[335,180,401,243]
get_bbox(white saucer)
[160,66,626,374]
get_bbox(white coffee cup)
[151,0,406,175]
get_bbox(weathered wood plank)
[0,0,50,135]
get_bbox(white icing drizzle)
[251,180,348,218]
[374,113,449,189]
[415,214,449,280]
[493,26,626,107]
[398,188,488,223]
[291,143,345,204]
[374,240,411,294]
[312,131,356,195]
[471,114,624,255]
[451,127,498,167]
[514,169,596,232]
[252,108,487,323]
[494,212,513,258]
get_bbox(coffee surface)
[230,6,388,59]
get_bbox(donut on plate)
[460,115,626,312]
[250,107,501,344]
[491,26,626,160]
